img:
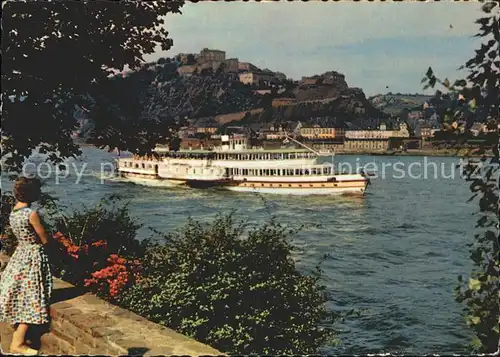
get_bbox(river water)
[1,147,477,354]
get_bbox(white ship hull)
[224,186,365,195]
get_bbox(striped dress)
[0,207,52,325]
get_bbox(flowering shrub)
[50,231,111,285]
[49,196,146,288]
[84,254,142,300]
[53,231,107,259]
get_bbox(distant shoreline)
[336,149,492,158]
[75,142,491,158]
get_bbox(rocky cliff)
[79,61,385,140]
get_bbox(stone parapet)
[0,254,222,356]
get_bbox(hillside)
[369,93,433,115]
[78,58,388,141]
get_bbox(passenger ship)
[115,135,369,195]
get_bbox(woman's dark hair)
[13,177,41,203]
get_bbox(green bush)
[118,213,337,354]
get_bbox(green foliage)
[118,213,337,354]
[1,1,184,172]
[53,195,144,258]
[422,1,499,353]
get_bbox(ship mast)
[281,132,323,156]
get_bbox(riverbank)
[337,149,493,158]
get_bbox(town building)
[300,126,345,140]
[260,123,288,140]
[299,77,318,86]
[343,139,389,152]
[416,123,433,138]
[178,126,197,138]
[192,118,219,135]
[224,58,239,72]
[308,140,345,153]
[180,138,220,150]
[238,71,275,86]
[199,48,226,62]
[239,72,258,85]
[238,62,259,72]
[345,123,409,139]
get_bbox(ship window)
[279,184,282,187]
[135,164,139,168]
[305,169,310,175]
[310,184,314,187]
[321,184,325,187]
[299,184,302,187]
[261,183,265,186]
[288,184,292,187]
[270,184,273,187]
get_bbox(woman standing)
[0,177,53,355]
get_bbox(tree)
[422,1,499,353]
[1,0,184,172]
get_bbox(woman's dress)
[0,207,52,325]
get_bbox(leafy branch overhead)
[1,0,184,171]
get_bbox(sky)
[145,0,483,96]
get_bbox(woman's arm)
[29,211,50,245]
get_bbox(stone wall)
[215,108,264,125]
[0,253,222,356]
